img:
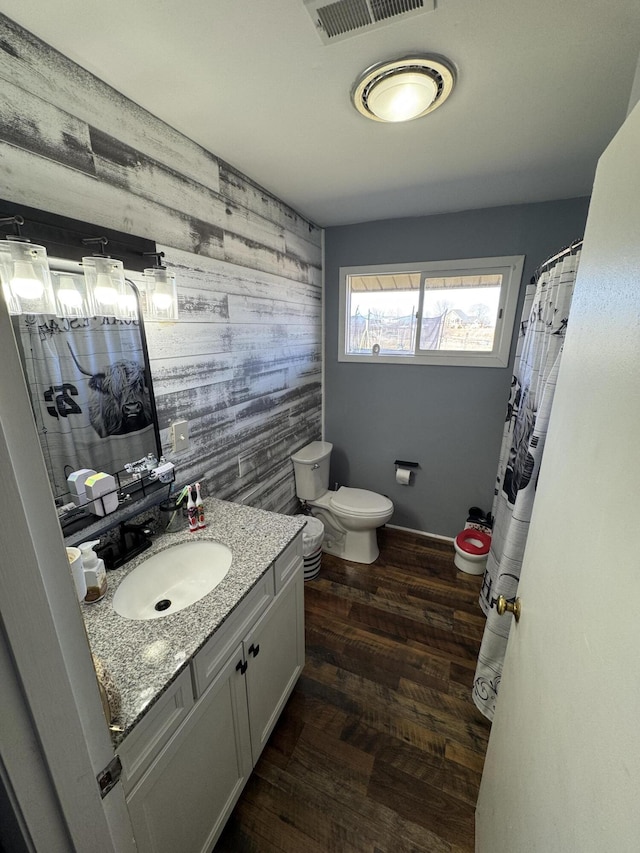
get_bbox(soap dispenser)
[79,540,107,603]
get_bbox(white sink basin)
[112,540,232,620]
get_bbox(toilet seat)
[330,487,393,517]
[455,528,491,555]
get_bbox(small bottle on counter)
[195,482,206,529]
[187,485,198,533]
[79,540,107,603]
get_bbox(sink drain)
[155,599,172,612]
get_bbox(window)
[338,255,524,367]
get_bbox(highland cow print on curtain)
[13,313,154,501]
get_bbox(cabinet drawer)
[273,533,303,594]
[191,568,274,698]
[119,667,194,795]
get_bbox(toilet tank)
[291,441,333,500]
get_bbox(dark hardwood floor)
[214,527,491,853]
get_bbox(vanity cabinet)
[120,533,304,853]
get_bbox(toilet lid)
[330,487,393,516]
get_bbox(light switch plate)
[171,419,189,453]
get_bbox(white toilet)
[291,441,394,564]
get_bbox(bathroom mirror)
[1,200,163,537]
[11,267,162,535]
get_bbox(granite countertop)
[81,497,305,747]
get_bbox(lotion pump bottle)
[187,485,198,533]
[195,482,206,529]
[79,540,107,603]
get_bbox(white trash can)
[302,516,324,580]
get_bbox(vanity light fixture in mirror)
[52,269,91,317]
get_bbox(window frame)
[338,255,525,368]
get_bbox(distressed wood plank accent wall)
[0,14,322,514]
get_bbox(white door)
[475,102,640,849]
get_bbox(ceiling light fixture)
[352,55,455,123]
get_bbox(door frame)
[0,300,135,851]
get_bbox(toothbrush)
[175,485,190,505]
[168,485,190,531]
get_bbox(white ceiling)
[1,0,639,227]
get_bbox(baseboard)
[386,523,454,544]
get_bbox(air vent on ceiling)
[304,0,436,44]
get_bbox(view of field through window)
[346,273,502,355]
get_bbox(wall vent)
[304,0,436,44]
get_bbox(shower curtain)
[472,243,582,721]
[13,313,154,501]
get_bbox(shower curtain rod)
[532,238,584,283]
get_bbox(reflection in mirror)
[10,260,163,536]
[1,201,165,540]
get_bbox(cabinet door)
[119,668,194,795]
[244,563,304,765]
[191,569,273,699]
[126,645,252,853]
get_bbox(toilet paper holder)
[394,459,419,485]
[394,460,419,470]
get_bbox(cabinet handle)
[236,659,247,675]
[248,643,260,658]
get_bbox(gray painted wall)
[324,197,590,537]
